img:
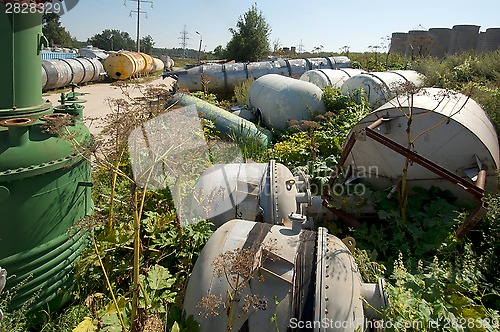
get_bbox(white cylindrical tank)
[191,161,310,228]
[184,220,384,332]
[344,87,499,203]
[341,70,424,108]
[152,57,165,72]
[247,74,326,131]
[41,58,105,91]
[299,68,366,90]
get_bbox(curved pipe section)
[41,57,105,91]
[168,56,352,94]
[171,93,272,147]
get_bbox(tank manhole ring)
[40,113,73,122]
[0,117,36,127]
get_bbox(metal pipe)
[171,93,272,147]
[167,56,352,94]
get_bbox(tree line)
[42,4,273,62]
[42,13,154,54]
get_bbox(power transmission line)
[126,0,153,52]
[178,25,190,58]
[298,39,305,53]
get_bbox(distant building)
[389,25,500,58]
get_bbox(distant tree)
[225,4,271,62]
[42,13,74,47]
[212,45,225,58]
[339,45,350,57]
[312,45,324,54]
[87,29,135,51]
[272,38,282,53]
[140,35,155,54]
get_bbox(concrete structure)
[428,28,453,58]
[389,25,500,57]
[389,32,408,54]
[405,30,432,57]
[449,25,480,54]
[477,28,500,53]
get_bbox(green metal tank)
[0,4,93,312]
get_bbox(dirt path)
[43,77,176,135]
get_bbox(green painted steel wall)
[0,7,43,111]
[0,8,94,313]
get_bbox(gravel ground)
[43,76,176,135]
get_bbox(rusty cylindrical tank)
[103,51,146,80]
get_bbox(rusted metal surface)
[455,169,488,238]
[364,125,485,199]
[324,117,488,236]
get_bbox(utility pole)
[127,0,153,52]
[298,39,305,53]
[195,31,202,65]
[179,25,190,58]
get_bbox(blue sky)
[60,0,499,53]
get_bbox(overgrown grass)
[2,51,500,332]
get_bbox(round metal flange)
[65,98,87,104]
[0,117,36,127]
[39,113,73,122]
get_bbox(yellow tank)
[103,52,146,80]
[140,53,155,75]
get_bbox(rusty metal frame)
[322,118,487,237]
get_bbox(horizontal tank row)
[41,52,168,91]
[244,69,424,130]
[166,56,351,94]
[42,57,105,91]
[389,25,500,58]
